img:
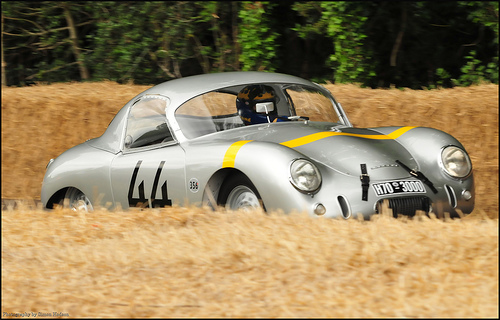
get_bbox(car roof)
[140,71,317,105]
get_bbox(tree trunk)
[390,4,407,68]
[232,1,240,71]
[2,13,7,86]
[62,3,90,80]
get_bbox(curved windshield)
[174,83,342,139]
[283,85,340,122]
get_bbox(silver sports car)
[41,71,475,219]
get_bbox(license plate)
[372,180,426,196]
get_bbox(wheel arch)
[202,140,309,211]
[45,187,70,209]
[202,168,247,209]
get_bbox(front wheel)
[217,174,264,211]
[60,187,93,212]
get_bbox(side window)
[175,91,244,139]
[124,96,173,149]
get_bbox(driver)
[236,84,288,125]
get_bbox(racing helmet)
[236,84,281,125]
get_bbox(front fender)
[374,126,467,168]
[373,126,475,214]
[229,141,317,213]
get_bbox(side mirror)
[255,102,274,113]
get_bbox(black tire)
[217,173,265,211]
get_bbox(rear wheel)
[218,174,264,211]
[60,188,93,212]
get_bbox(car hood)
[196,122,417,180]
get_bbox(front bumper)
[273,174,475,220]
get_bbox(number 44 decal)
[128,160,172,208]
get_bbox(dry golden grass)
[1,81,498,318]
[2,204,498,318]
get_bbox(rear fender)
[41,143,115,209]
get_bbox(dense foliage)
[2,1,498,88]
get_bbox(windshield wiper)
[287,115,310,121]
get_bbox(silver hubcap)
[225,186,260,211]
[65,188,93,212]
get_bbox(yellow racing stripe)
[222,140,253,168]
[385,126,416,139]
[280,126,416,148]
[221,127,417,168]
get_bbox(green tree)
[87,1,238,83]
[2,1,93,84]
[292,1,375,84]
[2,1,498,87]
[196,1,240,72]
[454,1,498,85]
[320,2,375,83]
[87,1,198,82]
[238,1,279,71]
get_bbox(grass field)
[1,81,498,318]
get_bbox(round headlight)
[440,146,472,178]
[290,159,322,193]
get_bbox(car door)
[109,95,187,209]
